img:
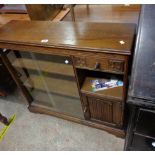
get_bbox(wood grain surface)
[0,20,135,54]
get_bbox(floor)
[0,89,124,151]
[0,4,140,28]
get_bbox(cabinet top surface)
[0,20,135,54]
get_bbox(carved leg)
[0,113,9,126]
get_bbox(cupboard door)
[82,94,123,126]
[88,97,113,123]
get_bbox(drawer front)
[82,94,123,127]
[131,133,155,151]
[73,56,125,74]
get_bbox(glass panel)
[7,50,84,119]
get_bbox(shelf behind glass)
[7,51,84,119]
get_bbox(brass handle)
[94,62,100,70]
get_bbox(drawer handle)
[94,62,100,70]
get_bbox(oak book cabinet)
[0,21,135,137]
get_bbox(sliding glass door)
[7,50,84,118]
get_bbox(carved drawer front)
[82,94,123,127]
[108,59,124,73]
[73,56,124,74]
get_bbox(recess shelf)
[24,74,79,98]
[81,77,123,100]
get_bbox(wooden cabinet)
[0,21,135,137]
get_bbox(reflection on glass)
[8,51,84,118]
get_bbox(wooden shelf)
[12,58,75,77]
[30,89,80,106]
[29,89,84,118]
[81,77,123,100]
[24,74,79,98]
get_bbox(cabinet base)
[28,105,125,138]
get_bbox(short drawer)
[73,56,125,74]
[131,133,155,151]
